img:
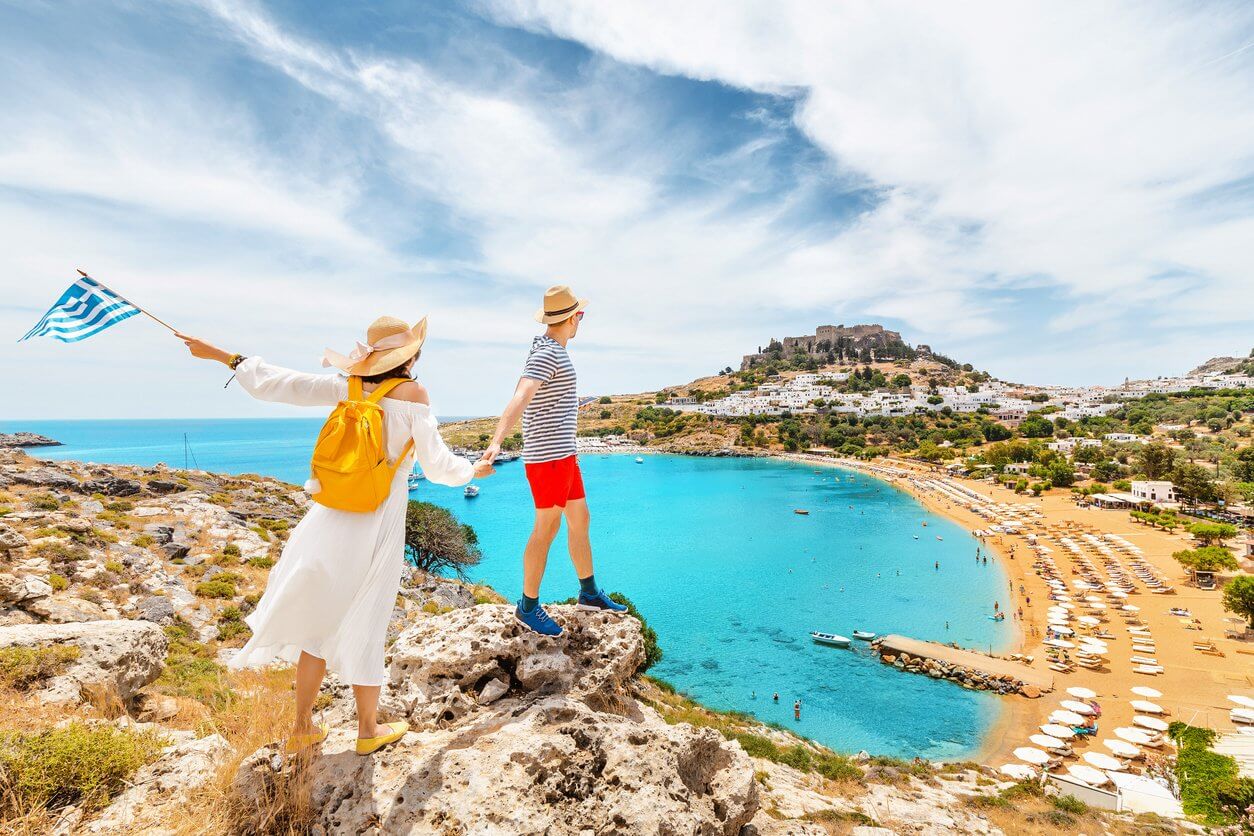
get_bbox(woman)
[176,315,492,755]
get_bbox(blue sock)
[579,575,598,596]
[521,594,539,613]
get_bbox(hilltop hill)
[1189,350,1254,378]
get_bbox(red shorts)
[524,455,585,509]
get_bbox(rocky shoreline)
[0,431,61,448]
[0,446,1187,834]
[872,642,1045,699]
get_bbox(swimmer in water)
[773,692,779,702]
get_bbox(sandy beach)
[782,452,1251,770]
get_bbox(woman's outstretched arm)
[176,332,344,407]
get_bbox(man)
[480,285,626,635]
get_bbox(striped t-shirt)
[520,335,577,463]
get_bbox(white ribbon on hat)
[321,329,416,370]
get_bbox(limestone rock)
[0,522,28,551]
[141,524,174,544]
[0,620,167,705]
[24,595,110,623]
[82,734,231,834]
[12,467,79,490]
[234,696,757,835]
[385,605,644,725]
[82,476,142,497]
[146,479,185,494]
[0,572,52,603]
[135,594,176,626]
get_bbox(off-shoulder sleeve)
[233,357,346,407]
[409,408,474,487]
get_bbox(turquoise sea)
[3,418,1013,759]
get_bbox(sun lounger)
[1134,665,1163,675]
[1130,656,1158,665]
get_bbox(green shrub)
[104,500,134,512]
[0,645,80,689]
[48,574,68,592]
[30,541,88,563]
[257,518,289,532]
[1052,794,1088,814]
[28,493,60,511]
[216,607,251,642]
[221,543,241,558]
[1169,723,1249,824]
[0,722,165,814]
[194,580,236,599]
[103,561,124,574]
[131,534,155,548]
[247,556,274,569]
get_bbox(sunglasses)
[575,310,586,320]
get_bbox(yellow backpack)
[307,376,415,513]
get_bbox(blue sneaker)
[515,601,563,636]
[577,589,628,615]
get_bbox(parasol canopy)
[1083,751,1124,771]
[1066,764,1109,786]
[1014,747,1051,765]
[1066,686,1098,699]
[1131,686,1162,699]
[1229,695,1254,709]
[999,763,1036,780]
[1041,724,1075,739]
[1130,700,1164,714]
[1115,727,1153,744]
[1134,715,1169,732]
[1061,700,1096,715]
[1050,710,1087,725]
[1103,739,1141,757]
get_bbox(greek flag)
[19,276,141,343]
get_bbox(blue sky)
[1,0,1252,418]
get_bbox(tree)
[598,395,612,404]
[1223,575,1254,630]
[1188,522,1238,546]
[1093,460,1121,483]
[1135,442,1177,480]
[1046,460,1076,487]
[891,373,912,389]
[1020,416,1054,438]
[404,500,481,578]
[982,422,1012,442]
[1173,462,1217,503]
[1233,448,1254,482]
[1172,546,1238,572]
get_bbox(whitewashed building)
[1131,481,1176,503]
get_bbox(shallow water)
[5,418,1012,757]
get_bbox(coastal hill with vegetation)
[0,445,1212,833]
[441,328,1253,510]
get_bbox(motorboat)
[810,631,850,648]
[635,456,644,463]
[794,509,810,516]
[852,630,876,641]
[464,485,480,498]
[407,470,425,490]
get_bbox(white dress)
[226,357,473,686]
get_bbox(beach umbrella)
[1049,626,1075,636]
[1044,639,1074,649]
[1041,724,1075,739]
[1121,605,1140,612]
[1030,734,1067,750]
[1229,695,1254,709]
[1083,752,1124,771]
[1061,700,1096,715]
[1103,739,1141,758]
[1088,602,1107,610]
[1058,602,1075,609]
[1078,616,1100,626]
[1133,715,1169,732]
[1084,595,1102,602]
[1115,727,1151,744]
[1066,686,1098,699]
[1109,591,1128,599]
[1131,686,1162,699]
[1014,747,1051,766]
[1050,710,1087,725]
[1066,764,1109,786]
[999,763,1036,780]
[1131,700,1164,714]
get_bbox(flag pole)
[76,269,179,334]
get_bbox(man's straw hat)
[534,285,588,325]
[322,316,428,376]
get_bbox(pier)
[874,634,1054,697]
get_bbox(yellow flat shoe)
[284,723,329,754]
[356,721,409,756]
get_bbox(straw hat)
[322,316,428,376]
[534,285,588,324]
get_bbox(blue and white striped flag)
[19,275,141,343]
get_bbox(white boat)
[406,470,425,490]
[464,485,480,498]
[635,456,644,463]
[852,630,876,641]
[810,631,850,648]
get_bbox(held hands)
[479,443,502,466]
[471,460,495,479]
[175,332,233,365]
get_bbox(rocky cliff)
[0,447,1184,834]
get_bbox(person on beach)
[479,285,626,636]
[176,317,492,755]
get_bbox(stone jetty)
[872,634,1053,698]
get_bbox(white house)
[1104,433,1144,444]
[1005,463,1031,475]
[1131,481,1176,503]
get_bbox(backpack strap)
[365,377,411,404]
[348,376,364,401]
